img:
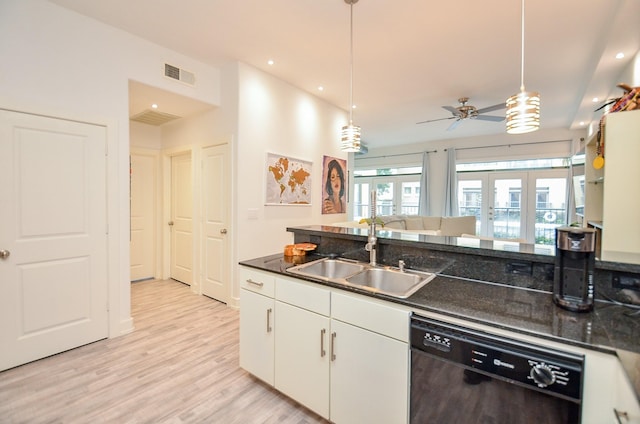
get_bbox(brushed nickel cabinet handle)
[266,308,273,333]
[320,328,326,357]
[246,279,264,287]
[330,331,337,361]
[614,409,629,424]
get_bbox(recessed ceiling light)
[615,52,625,59]
[318,86,324,91]
[579,121,585,126]
[267,60,274,65]
[151,104,158,109]
[352,104,357,109]
[592,97,599,103]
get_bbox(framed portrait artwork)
[321,156,347,214]
[265,152,313,205]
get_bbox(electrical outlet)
[506,261,533,275]
[543,264,554,280]
[612,272,640,292]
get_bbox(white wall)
[130,121,163,150]
[235,63,349,267]
[131,62,349,305]
[611,51,640,96]
[0,0,221,337]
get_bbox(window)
[536,188,550,209]
[509,189,521,208]
[458,160,568,244]
[355,158,569,245]
[462,188,481,208]
[353,167,421,220]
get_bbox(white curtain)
[443,148,459,216]
[565,162,576,225]
[418,151,430,215]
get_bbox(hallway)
[0,279,326,423]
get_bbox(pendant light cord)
[349,1,354,125]
[520,0,526,92]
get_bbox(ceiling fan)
[417,97,506,131]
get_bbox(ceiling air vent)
[164,63,196,86]
[130,109,181,126]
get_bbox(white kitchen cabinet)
[275,301,330,418]
[274,277,331,418]
[330,318,409,424]
[270,274,410,424]
[600,109,640,264]
[584,109,640,263]
[614,350,640,424]
[579,346,618,423]
[239,267,276,385]
[330,291,410,424]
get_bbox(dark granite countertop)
[240,252,640,399]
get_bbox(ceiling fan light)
[341,124,361,152]
[506,90,540,134]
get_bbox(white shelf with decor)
[584,109,640,263]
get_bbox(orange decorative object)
[284,243,317,256]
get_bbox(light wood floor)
[0,279,328,424]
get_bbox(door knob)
[220,229,227,234]
[0,249,10,260]
[168,221,174,226]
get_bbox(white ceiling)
[52,0,639,149]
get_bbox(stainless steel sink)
[345,267,434,298]
[286,257,435,298]
[287,258,365,280]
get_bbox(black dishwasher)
[410,314,584,424]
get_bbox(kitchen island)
[239,225,640,423]
[241,253,638,356]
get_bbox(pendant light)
[341,0,361,152]
[506,0,540,134]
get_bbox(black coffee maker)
[553,227,597,312]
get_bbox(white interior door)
[0,109,108,371]
[201,144,230,302]
[130,149,158,281]
[170,153,193,285]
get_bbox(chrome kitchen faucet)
[365,190,377,266]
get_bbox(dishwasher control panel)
[410,315,584,401]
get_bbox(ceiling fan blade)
[446,119,463,131]
[475,115,505,122]
[416,116,456,125]
[476,103,506,114]
[442,105,460,115]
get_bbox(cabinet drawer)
[331,292,409,342]
[275,276,330,316]
[240,266,276,297]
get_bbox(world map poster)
[265,153,313,205]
